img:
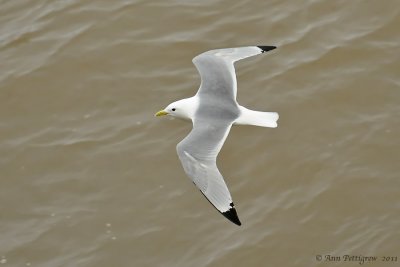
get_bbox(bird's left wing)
[176,118,241,225]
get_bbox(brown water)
[1,0,399,266]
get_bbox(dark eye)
[172,108,176,111]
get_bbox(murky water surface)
[1,0,399,266]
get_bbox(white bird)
[155,46,279,225]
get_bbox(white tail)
[234,106,279,128]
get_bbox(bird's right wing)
[192,46,276,101]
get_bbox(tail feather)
[235,106,279,128]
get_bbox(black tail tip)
[222,206,242,226]
[257,46,277,53]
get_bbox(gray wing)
[192,46,276,102]
[176,118,241,225]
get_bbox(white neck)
[173,96,199,121]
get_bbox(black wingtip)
[196,189,242,226]
[257,46,277,53]
[222,204,242,226]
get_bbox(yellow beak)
[155,110,168,117]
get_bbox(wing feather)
[176,121,241,225]
[192,46,276,100]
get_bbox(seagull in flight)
[155,46,279,225]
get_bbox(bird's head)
[154,98,196,121]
